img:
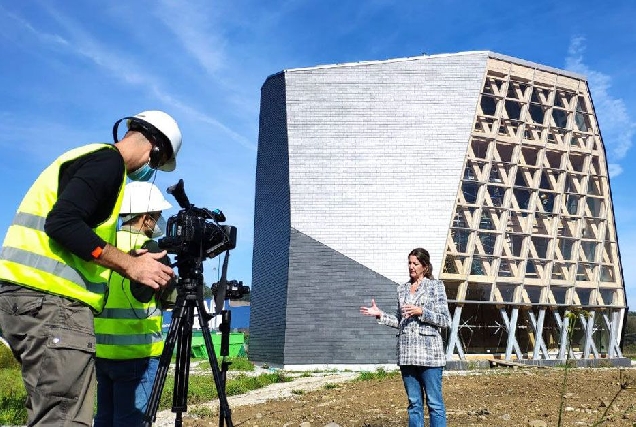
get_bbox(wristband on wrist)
[91,246,104,259]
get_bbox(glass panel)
[464,283,492,301]
[602,241,615,264]
[531,236,550,258]
[565,194,581,215]
[478,210,497,230]
[451,207,474,228]
[442,254,467,275]
[575,288,593,305]
[586,197,604,217]
[528,103,546,124]
[523,123,544,142]
[505,100,522,120]
[480,95,498,116]
[477,232,497,255]
[461,182,480,204]
[551,262,573,280]
[580,241,598,262]
[523,285,542,303]
[525,259,547,279]
[507,212,528,233]
[451,229,471,253]
[521,147,540,166]
[505,234,525,257]
[574,112,591,132]
[496,284,517,302]
[538,192,556,213]
[498,258,522,278]
[495,143,515,163]
[470,256,494,276]
[600,265,615,283]
[576,95,589,113]
[444,281,462,300]
[545,150,562,169]
[565,174,584,193]
[568,154,586,172]
[557,217,579,238]
[471,138,490,159]
[587,176,604,196]
[557,239,575,260]
[576,263,595,281]
[487,186,506,207]
[507,81,529,100]
[599,288,615,305]
[550,287,569,304]
[512,188,532,210]
[552,108,569,129]
[531,87,552,105]
[482,76,505,95]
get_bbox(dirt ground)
[162,366,636,427]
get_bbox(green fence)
[166,331,245,358]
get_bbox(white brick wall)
[284,52,488,282]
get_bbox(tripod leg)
[196,299,234,427]
[172,301,195,420]
[144,295,186,426]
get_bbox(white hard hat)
[119,181,173,215]
[113,110,183,172]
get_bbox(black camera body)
[158,180,237,260]
[211,279,250,300]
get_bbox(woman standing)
[360,248,451,427]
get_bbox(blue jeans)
[400,365,446,427]
[94,357,159,427]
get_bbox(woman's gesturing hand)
[360,298,382,317]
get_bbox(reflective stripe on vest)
[0,144,124,311]
[95,229,165,359]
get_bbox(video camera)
[158,179,237,260]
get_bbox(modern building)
[250,51,628,369]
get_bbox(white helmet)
[113,110,183,172]
[119,182,173,215]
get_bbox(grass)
[355,367,399,382]
[0,344,287,425]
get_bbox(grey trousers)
[0,283,96,426]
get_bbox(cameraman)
[0,110,182,426]
[94,182,176,427]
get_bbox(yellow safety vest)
[0,144,124,312]
[94,229,164,359]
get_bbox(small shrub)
[323,383,339,390]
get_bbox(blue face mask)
[128,163,155,182]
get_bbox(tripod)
[143,256,234,427]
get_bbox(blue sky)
[0,1,635,310]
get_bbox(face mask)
[147,215,167,238]
[128,163,155,182]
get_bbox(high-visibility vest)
[94,229,164,359]
[0,143,124,312]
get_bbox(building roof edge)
[263,51,588,82]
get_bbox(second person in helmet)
[94,181,177,427]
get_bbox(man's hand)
[126,250,174,290]
[95,244,174,289]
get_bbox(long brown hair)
[409,247,433,279]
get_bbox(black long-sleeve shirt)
[44,146,126,261]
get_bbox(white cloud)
[566,36,636,171]
[9,4,254,152]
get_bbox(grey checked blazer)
[378,278,451,367]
